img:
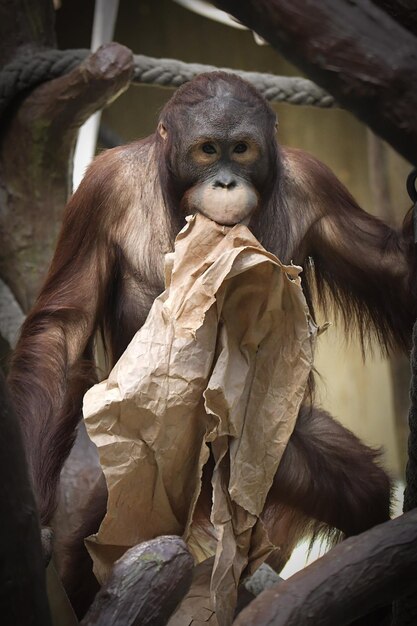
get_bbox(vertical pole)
[72,0,120,190]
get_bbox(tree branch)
[0,42,134,310]
[372,1,417,37]
[213,0,417,166]
[233,510,417,626]
[81,536,194,626]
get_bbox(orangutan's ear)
[158,122,168,141]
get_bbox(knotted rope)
[132,54,335,107]
[0,48,335,117]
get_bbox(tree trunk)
[0,370,52,626]
[0,0,55,66]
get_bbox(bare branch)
[213,0,417,166]
[81,536,194,626]
[233,510,417,626]
[0,43,134,310]
[372,1,417,37]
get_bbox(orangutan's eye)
[202,143,217,155]
[234,143,248,154]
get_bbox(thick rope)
[244,563,281,597]
[0,48,335,117]
[0,49,88,116]
[132,54,336,107]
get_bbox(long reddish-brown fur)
[8,72,415,621]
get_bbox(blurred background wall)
[56,0,412,480]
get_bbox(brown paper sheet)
[83,213,317,625]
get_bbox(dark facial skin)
[160,97,274,225]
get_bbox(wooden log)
[233,509,417,626]
[0,42,134,310]
[372,1,417,37]
[213,0,417,166]
[81,536,194,626]
[0,371,51,626]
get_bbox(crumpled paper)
[83,213,317,625]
